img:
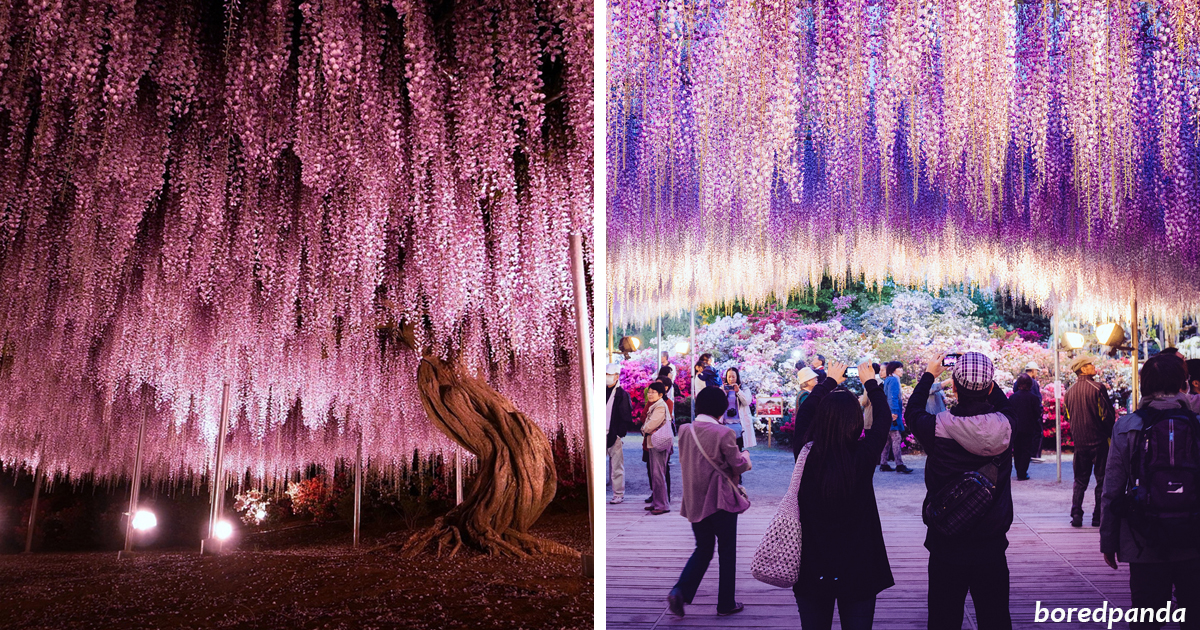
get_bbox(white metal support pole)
[455,448,463,506]
[690,302,696,424]
[203,382,232,554]
[121,404,149,556]
[1131,286,1140,410]
[24,466,41,553]
[1053,313,1062,483]
[353,432,363,548]
[568,232,594,576]
[657,316,663,367]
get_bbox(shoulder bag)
[751,442,812,587]
[686,424,749,502]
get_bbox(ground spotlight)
[617,336,641,358]
[214,520,234,541]
[1096,322,1126,347]
[131,509,157,531]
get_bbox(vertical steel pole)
[205,382,231,550]
[1054,313,1062,483]
[568,233,594,552]
[1131,287,1140,410]
[123,406,148,554]
[690,302,696,424]
[24,466,41,553]
[353,433,363,548]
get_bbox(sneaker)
[1071,515,1083,528]
[895,465,914,474]
[880,464,894,472]
[608,496,624,504]
[667,591,685,617]
[1030,458,1045,464]
[717,603,745,616]
[1092,515,1101,527]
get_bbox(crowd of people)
[605,347,1200,630]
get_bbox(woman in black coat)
[791,361,894,630]
[1008,374,1043,481]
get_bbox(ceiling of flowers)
[607,0,1200,327]
[0,0,593,482]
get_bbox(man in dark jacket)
[905,352,1014,630]
[1008,375,1043,481]
[606,363,633,504]
[1100,354,1200,627]
[1063,355,1116,527]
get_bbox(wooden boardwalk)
[607,450,1164,629]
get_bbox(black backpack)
[1122,403,1200,548]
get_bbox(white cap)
[796,367,819,384]
[1025,361,1040,371]
[605,362,622,375]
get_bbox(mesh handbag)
[751,442,812,587]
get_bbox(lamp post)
[1053,313,1062,483]
[354,431,363,548]
[202,382,232,555]
[119,399,150,559]
[690,301,696,424]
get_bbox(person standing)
[1024,362,1042,399]
[667,387,752,618]
[661,351,677,382]
[642,382,673,515]
[906,353,1015,630]
[1187,358,1200,395]
[1101,354,1200,630]
[606,363,633,504]
[1024,362,1044,461]
[791,362,895,629]
[722,367,757,450]
[692,353,714,404]
[1008,375,1043,481]
[1063,355,1116,528]
[794,366,819,419]
[926,379,949,415]
[880,362,912,473]
[811,354,828,383]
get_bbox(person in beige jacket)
[643,381,673,514]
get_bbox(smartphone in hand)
[943,353,962,368]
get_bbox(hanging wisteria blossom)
[608,0,1200,326]
[0,0,594,484]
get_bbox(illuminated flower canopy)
[608,0,1200,326]
[0,0,593,482]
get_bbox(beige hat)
[796,367,819,384]
[1025,361,1040,371]
[1068,355,1095,374]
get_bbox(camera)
[846,366,859,378]
[943,353,962,367]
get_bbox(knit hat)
[605,362,622,375]
[952,352,995,391]
[1069,355,1095,374]
[796,367,819,384]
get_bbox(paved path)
[607,436,1162,629]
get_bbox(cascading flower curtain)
[608,0,1200,326]
[0,0,593,483]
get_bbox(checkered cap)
[952,352,994,391]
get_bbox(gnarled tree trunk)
[400,356,577,558]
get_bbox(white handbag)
[750,441,812,587]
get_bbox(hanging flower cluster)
[0,0,593,483]
[608,0,1200,326]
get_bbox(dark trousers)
[793,584,876,630]
[928,553,1011,630]
[1128,558,1200,630]
[672,509,738,612]
[1012,431,1034,479]
[1072,441,1109,519]
[643,449,672,500]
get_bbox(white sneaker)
[609,496,624,504]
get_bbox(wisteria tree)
[0,0,592,556]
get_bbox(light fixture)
[672,340,690,355]
[213,520,234,541]
[1063,332,1086,350]
[617,336,641,358]
[1096,322,1126,347]
[131,509,157,531]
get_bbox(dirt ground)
[0,507,592,630]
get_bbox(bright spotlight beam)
[131,509,157,531]
[214,520,234,541]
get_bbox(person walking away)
[642,382,673,515]
[1063,355,1116,527]
[791,362,895,629]
[906,353,1015,630]
[1008,375,1042,481]
[606,363,633,504]
[723,367,757,449]
[667,386,752,618]
[1024,362,1044,461]
[1101,354,1200,630]
[880,362,912,473]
